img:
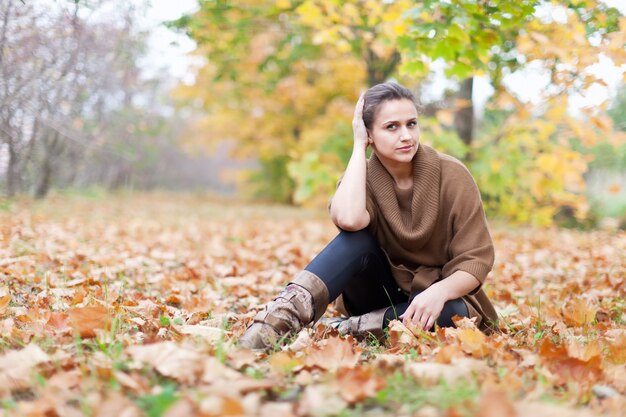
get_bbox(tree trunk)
[365,48,400,87]
[6,139,19,197]
[454,77,474,148]
[34,131,61,199]
[34,158,52,199]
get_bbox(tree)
[173,0,625,224]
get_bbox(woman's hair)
[362,82,419,130]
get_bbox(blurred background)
[0,0,624,227]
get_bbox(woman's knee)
[437,298,469,328]
[336,229,379,253]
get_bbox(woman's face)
[368,99,420,166]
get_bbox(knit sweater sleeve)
[440,158,494,294]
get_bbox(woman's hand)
[353,93,369,150]
[400,283,447,331]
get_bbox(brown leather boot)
[239,270,329,351]
[332,307,388,341]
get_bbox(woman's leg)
[240,228,399,351]
[306,229,407,312]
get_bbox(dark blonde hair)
[363,82,419,130]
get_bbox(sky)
[139,0,200,84]
[142,0,625,115]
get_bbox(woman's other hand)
[353,93,369,150]
[400,284,447,331]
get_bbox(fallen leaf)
[259,402,296,417]
[604,331,626,365]
[0,288,11,316]
[268,351,303,374]
[334,366,386,404]
[285,328,312,352]
[476,389,517,417]
[199,395,245,416]
[457,328,488,357]
[538,338,603,385]
[0,344,50,396]
[68,305,110,338]
[162,397,198,417]
[304,336,362,371]
[407,362,472,384]
[127,341,204,384]
[386,319,419,349]
[94,392,144,417]
[562,298,597,327]
[174,324,224,342]
[297,384,347,417]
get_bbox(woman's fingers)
[353,94,365,121]
[425,316,436,331]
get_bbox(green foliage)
[249,155,296,204]
[608,85,626,132]
[136,383,179,417]
[173,0,624,227]
[399,0,539,80]
[375,371,479,413]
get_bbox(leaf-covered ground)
[0,194,624,417]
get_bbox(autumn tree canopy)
[172,0,625,225]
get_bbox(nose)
[400,126,412,141]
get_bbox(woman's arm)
[400,270,480,330]
[329,95,371,231]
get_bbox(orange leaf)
[0,291,10,316]
[608,183,621,194]
[68,305,110,338]
[476,389,517,417]
[335,366,386,404]
[305,336,361,371]
[45,311,72,333]
[268,351,303,374]
[605,331,626,365]
[457,328,487,357]
[387,320,419,350]
[0,344,50,397]
[538,338,603,385]
[562,298,597,327]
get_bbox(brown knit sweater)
[365,144,497,331]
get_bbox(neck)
[377,157,413,189]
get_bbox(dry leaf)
[298,384,347,417]
[387,319,419,349]
[127,341,204,384]
[477,389,517,417]
[408,362,473,384]
[457,328,488,357]
[199,395,245,416]
[68,305,110,338]
[334,366,386,404]
[94,392,144,417]
[0,288,11,316]
[268,351,303,374]
[174,324,224,342]
[562,298,598,327]
[0,344,50,396]
[304,336,361,371]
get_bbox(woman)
[239,82,497,351]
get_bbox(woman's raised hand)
[352,93,369,150]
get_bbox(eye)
[408,121,417,127]
[386,124,397,130]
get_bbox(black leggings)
[305,229,468,329]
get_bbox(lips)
[397,144,414,151]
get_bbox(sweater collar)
[368,144,441,244]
